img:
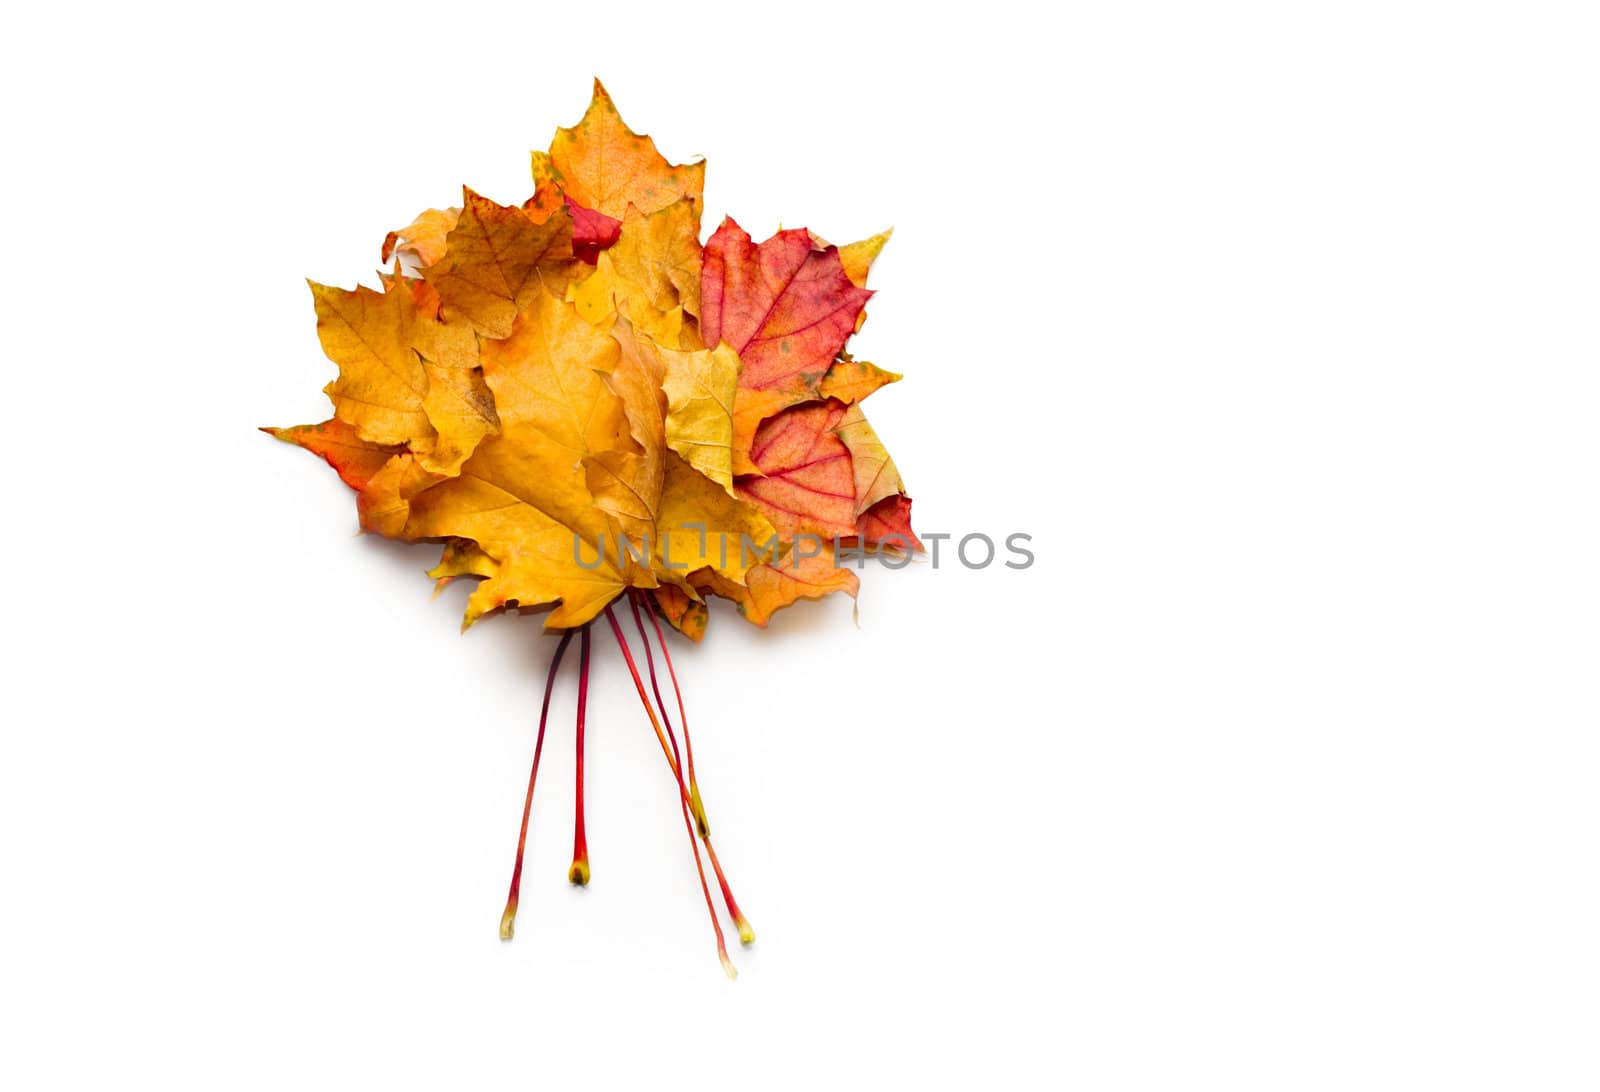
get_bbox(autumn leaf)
[855,494,922,551]
[834,403,905,517]
[428,538,500,594]
[467,286,631,553]
[385,288,639,624]
[423,188,575,337]
[309,277,497,476]
[547,79,705,220]
[351,452,448,539]
[655,451,777,588]
[661,341,740,491]
[837,228,892,288]
[263,418,402,493]
[404,473,630,630]
[606,198,703,319]
[817,356,900,404]
[690,542,860,628]
[700,219,876,475]
[724,357,895,479]
[308,280,430,446]
[813,226,892,332]
[739,545,861,627]
[651,582,708,643]
[267,82,922,978]
[701,218,870,394]
[728,396,919,555]
[381,206,460,267]
[567,197,622,264]
[734,400,858,539]
[584,314,668,543]
[526,151,565,221]
[566,198,703,349]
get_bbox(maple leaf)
[855,494,922,551]
[263,418,402,492]
[566,198,703,350]
[527,151,565,220]
[423,188,575,337]
[584,314,668,543]
[837,228,893,288]
[566,197,622,264]
[651,582,708,643]
[735,400,859,539]
[309,276,497,476]
[701,218,871,394]
[835,403,906,517]
[547,79,705,220]
[813,226,892,333]
[817,356,900,404]
[661,341,740,491]
[700,219,878,476]
[381,206,460,267]
[732,398,919,552]
[655,451,778,589]
[603,198,704,321]
[690,543,861,628]
[428,538,500,593]
[267,82,924,977]
[407,286,640,626]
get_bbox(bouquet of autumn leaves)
[267,82,918,977]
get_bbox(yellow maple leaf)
[833,403,905,516]
[661,341,741,492]
[310,277,497,476]
[423,188,575,337]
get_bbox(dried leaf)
[548,79,705,220]
[661,342,739,492]
[274,83,916,635]
[817,358,900,404]
[735,401,857,539]
[838,228,892,288]
[424,188,575,337]
[263,419,402,492]
[310,277,495,476]
[690,543,859,628]
[381,206,460,267]
[833,403,904,517]
[585,315,668,543]
[651,582,707,643]
[655,452,777,587]
[701,218,870,394]
[854,494,922,551]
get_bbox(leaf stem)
[630,592,755,945]
[626,593,689,810]
[501,629,575,939]
[568,625,592,886]
[603,603,736,979]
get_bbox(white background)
[4,2,1598,1088]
